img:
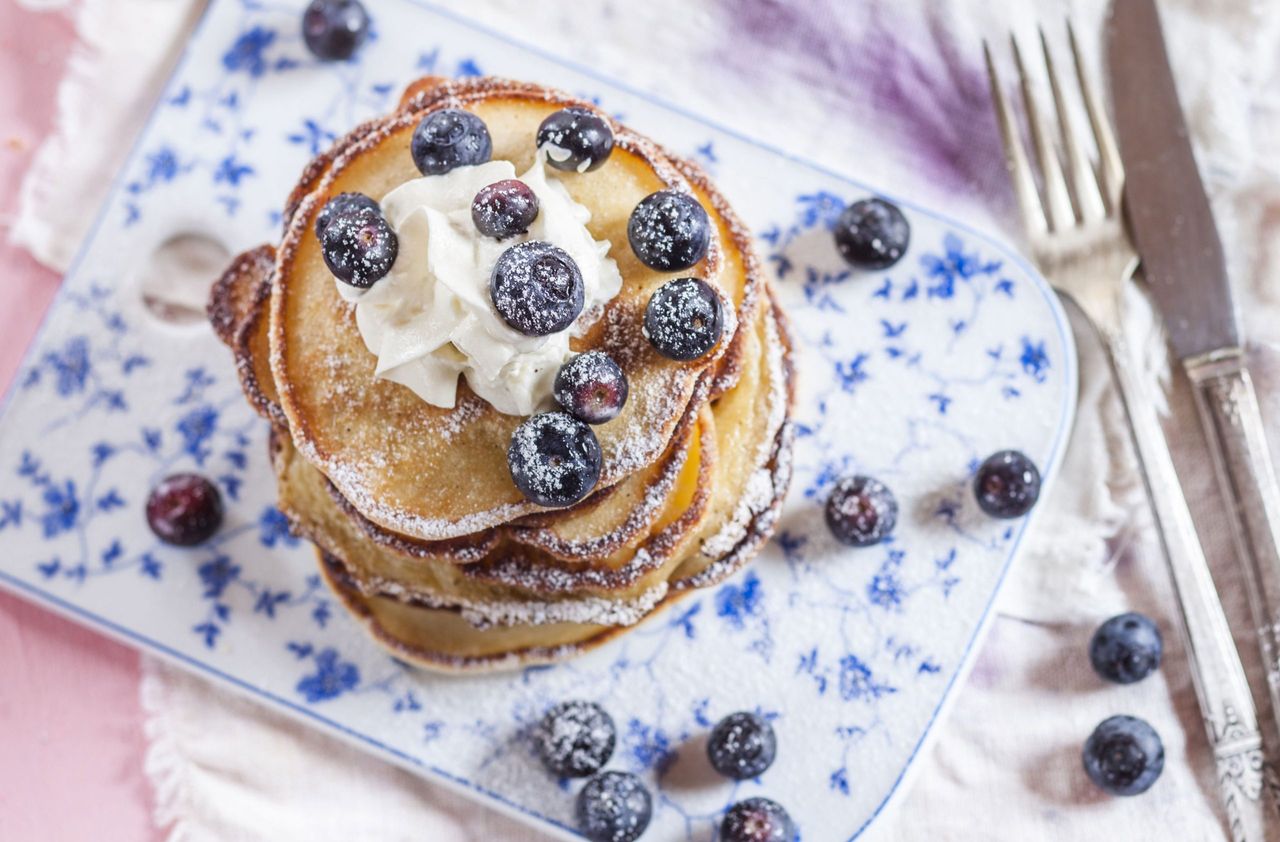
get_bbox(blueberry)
[301,0,369,62]
[1083,715,1164,796]
[146,473,224,547]
[314,191,378,238]
[554,352,628,425]
[719,798,795,842]
[533,700,616,778]
[490,241,584,336]
[320,206,398,288]
[824,475,897,547]
[537,107,615,173]
[973,449,1042,519]
[627,189,711,271]
[707,712,776,780]
[643,277,724,361]
[410,108,492,176]
[833,197,910,270]
[576,771,652,842]
[1090,613,1162,685]
[508,412,602,507]
[471,179,539,240]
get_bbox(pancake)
[269,81,739,541]
[207,75,794,672]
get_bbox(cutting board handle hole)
[137,232,231,328]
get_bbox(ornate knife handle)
[1105,333,1268,841]
[1188,351,1280,737]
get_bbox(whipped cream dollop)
[337,158,622,416]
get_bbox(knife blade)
[1106,0,1240,360]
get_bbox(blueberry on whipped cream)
[411,108,493,175]
[320,205,397,288]
[508,412,602,507]
[490,241,585,337]
[643,277,723,361]
[471,179,540,240]
[628,189,711,271]
[833,197,910,270]
[537,107,615,173]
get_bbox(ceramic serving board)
[0,1,1076,838]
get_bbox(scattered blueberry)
[146,473,224,547]
[490,241,584,336]
[627,189,711,271]
[533,700,616,778]
[719,798,795,842]
[320,206,398,288]
[410,108,492,176]
[301,0,370,62]
[833,197,910,270]
[1083,715,1165,796]
[314,191,378,238]
[707,712,777,780]
[471,179,539,240]
[825,475,897,547]
[508,412,602,507]
[1090,613,1163,685]
[537,107,615,173]
[973,449,1042,519]
[643,277,724,362]
[576,771,653,842]
[554,352,629,425]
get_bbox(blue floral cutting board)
[0,1,1076,839]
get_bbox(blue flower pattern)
[0,2,1074,839]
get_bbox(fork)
[985,27,1270,838]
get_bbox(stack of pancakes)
[208,77,794,671]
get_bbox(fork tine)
[983,40,1048,237]
[1039,27,1106,223]
[1068,20,1124,213]
[1010,33,1076,232]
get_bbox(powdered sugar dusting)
[532,700,616,778]
[354,568,668,629]
[699,305,791,561]
[462,582,667,629]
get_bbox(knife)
[1109,0,1280,790]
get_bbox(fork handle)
[1105,332,1270,841]
[1187,351,1280,743]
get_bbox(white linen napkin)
[14,0,1280,839]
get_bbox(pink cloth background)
[0,3,159,839]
